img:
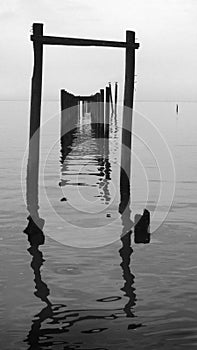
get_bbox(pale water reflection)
[0,102,197,349]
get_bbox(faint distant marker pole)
[27,23,43,219]
[120,31,139,208]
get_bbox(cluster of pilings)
[60,82,118,140]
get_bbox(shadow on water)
[23,108,150,348]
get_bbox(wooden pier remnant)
[108,82,114,114]
[29,23,139,146]
[62,90,79,132]
[28,23,140,228]
[29,23,43,142]
[105,86,110,138]
[120,31,137,201]
[60,90,79,138]
[100,88,105,137]
[27,23,43,223]
[31,32,139,49]
[134,209,150,243]
[114,82,118,115]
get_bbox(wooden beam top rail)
[76,95,95,101]
[31,35,140,49]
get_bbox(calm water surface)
[0,101,197,349]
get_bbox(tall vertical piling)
[120,31,136,211]
[105,86,110,138]
[108,82,114,114]
[100,89,104,137]
[27,23,44,222]
[114,82,118,116]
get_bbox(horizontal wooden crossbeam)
[76,95,95,101]
[31,35,140,49]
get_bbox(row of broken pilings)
[60,82,118,141]
[25,88,150,245]
[60,85,150,244]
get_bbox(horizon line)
[0,99,197,102]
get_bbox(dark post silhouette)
[92,93,96,124]
[108,82,114,113]
[29,23,43,140]
[123,31,135,112]
[134,209,150,243]
[96,92,100,126]
[82,100,85,116]
[120,31,136,199]
[105,86,110,138]
[100,89,105,137]
[60,89,65,138]
[27,23,43,220]
[115,82,118,115]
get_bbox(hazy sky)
[0,0,197,101]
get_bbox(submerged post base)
[134,209,150,244]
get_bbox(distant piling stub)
[134,209,150,244]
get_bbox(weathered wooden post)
[89,96,93,122]
[77,98,80,122]
[90,93,96,136]
[108,82,114,114]
[82,100,85,116]
[72,94,78,123]
[95,92,99,136]
[60,91,79,167]
[27,23,43,225]
[87,100,90,114]
[60,89,64,139]
[120,31,136,203]
[134,209,150,243]
[96,92,100,124]
[105,86,110,138]
[84,100,87,114]
[96,92,102,137]
[100,89,104,137]
[114,82,118,116]
[29,23,43,142]
[61,90,74,138]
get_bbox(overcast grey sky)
[0,0,197,101]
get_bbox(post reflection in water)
[23,231,142,349]
[118,157,140,326]
[60,109,112,207]
[91,124,112,205]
